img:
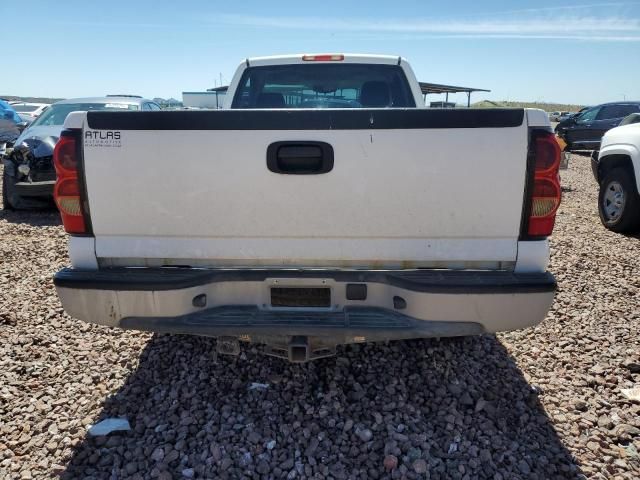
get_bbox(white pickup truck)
[53,54,561,362]
[593,122,640,232]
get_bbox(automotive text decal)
[84,130,122,148]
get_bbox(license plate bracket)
[270,287,331,308]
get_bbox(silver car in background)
[3,96,161,209]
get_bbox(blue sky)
[2,0,639,106]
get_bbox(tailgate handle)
[267,141,334,174]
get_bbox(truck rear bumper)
[54,267,555,348]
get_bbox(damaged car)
[2,96,160,209]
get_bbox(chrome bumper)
[54,267,556,360]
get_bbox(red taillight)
[533,134,561,175]
[527,131,561,237]
[53,132,88,234]
[302,54,344,62]
[54,137,78,173]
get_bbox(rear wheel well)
[598,154,635,187]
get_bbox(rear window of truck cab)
[231,64,416,109]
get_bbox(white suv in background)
[593,122,640,232]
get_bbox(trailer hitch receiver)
[288,336,309,363]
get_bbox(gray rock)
[407,447,422,461]
[459,392,474,406]
[572,399,588,412]
[281,458,294,470]
[384,455,398,471]
[165,449,179,463]
[517,459,531,475]
[181,468,194,478]
[479,449,492,463]
[356,428,373,442]
[247,431,261,444]
[239,451,252,467]
[412,459,428,474]
[615,424,640,438]
[256,460,270,474]
[210,444,222,462]
[220,458,232,470]
[151,447,165,462]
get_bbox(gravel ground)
[1,154,639,480]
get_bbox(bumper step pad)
[120,306,484,342]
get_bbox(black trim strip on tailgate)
[86,108,525,131]
[54,267,556,294]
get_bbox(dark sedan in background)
[555,101,640,151]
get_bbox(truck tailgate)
[80,109,528,268]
